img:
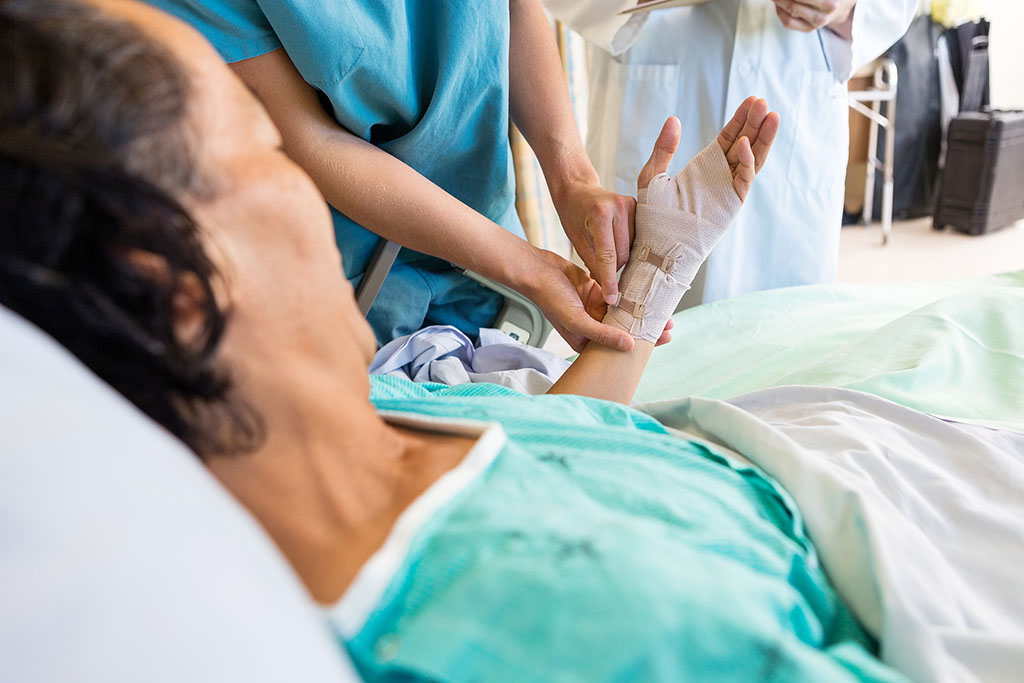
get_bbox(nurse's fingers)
[786,0,841,9]
[750,110,781,172]
[585,211,621,303]
[725,98,768,167]
[774,0,829,29]
[774,4,816,32]
[717,95,756,152]
[638,116,682,190]
[613,198,635,269]
[565,309,634,353]
[732,137,756,202]
[582,272,612,324]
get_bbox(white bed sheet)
[641,386,1024,683]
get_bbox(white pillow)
[0,307,359,682]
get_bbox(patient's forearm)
[548,339,654,403]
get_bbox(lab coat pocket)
[606,62,680,196]
[785,70,849,192]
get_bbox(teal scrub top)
[333,376,906,682]
[146,0,522,342]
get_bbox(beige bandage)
[604,142,743,343]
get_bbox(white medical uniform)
[544,0,916,303]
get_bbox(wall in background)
[932,0,1022,107]
[985,1,1024,108]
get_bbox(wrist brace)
[604,142,743,343]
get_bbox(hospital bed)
[3,270,1022,682]
[629,269,1024,682]
[371,268,1024,681]
[635,268,1024,432]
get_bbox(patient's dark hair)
[0,0,263,456]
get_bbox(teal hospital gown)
[145,0,522,344]
[330,376,907,682]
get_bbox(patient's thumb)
[638,116,682,191]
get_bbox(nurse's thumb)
[638,116,682,191]
[567,310,635,353]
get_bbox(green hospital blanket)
[635,271,1024,432]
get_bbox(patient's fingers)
[750,111,781,172]
[726,98,769,167]
[654,317,674,346]
[732,137,756,202]
[717,96,756,152]
[638,116,682,190]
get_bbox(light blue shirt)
[147,0,523,342]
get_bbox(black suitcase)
[933,110,1024,235]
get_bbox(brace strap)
[612,245,680,321]
[615,296,645,319]
[635,244,677,274]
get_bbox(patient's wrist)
[603,141,743,343]
[602,248,689,343]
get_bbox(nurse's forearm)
[293,130,541,289]
[508,0,599,195]
[230,49,540,294]
[548,339,654,404]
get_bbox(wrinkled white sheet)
[369,326,570,394]
[639,386,1024,683]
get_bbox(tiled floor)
[837,216,1024,285]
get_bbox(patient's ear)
[171,271,210,348]
[122,248,211,348]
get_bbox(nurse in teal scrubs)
[145,0,644,349]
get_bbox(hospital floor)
[543,216,1024,358]
[838,216,1024,284]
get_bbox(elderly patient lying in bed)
[0,1,963,681]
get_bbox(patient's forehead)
[90,0,280,173]
[91,0,208,59]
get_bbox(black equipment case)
[934,110,1024,235]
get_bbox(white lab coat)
[544,0,917,303]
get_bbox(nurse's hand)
[551,181,636,307]
[525,248,674,352]
[772,0,856,40]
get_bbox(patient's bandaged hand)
[604,142,743,343]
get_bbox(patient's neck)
[207,392,475,603]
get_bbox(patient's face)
[96,1,378,382]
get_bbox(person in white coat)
[544,0,917,304]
